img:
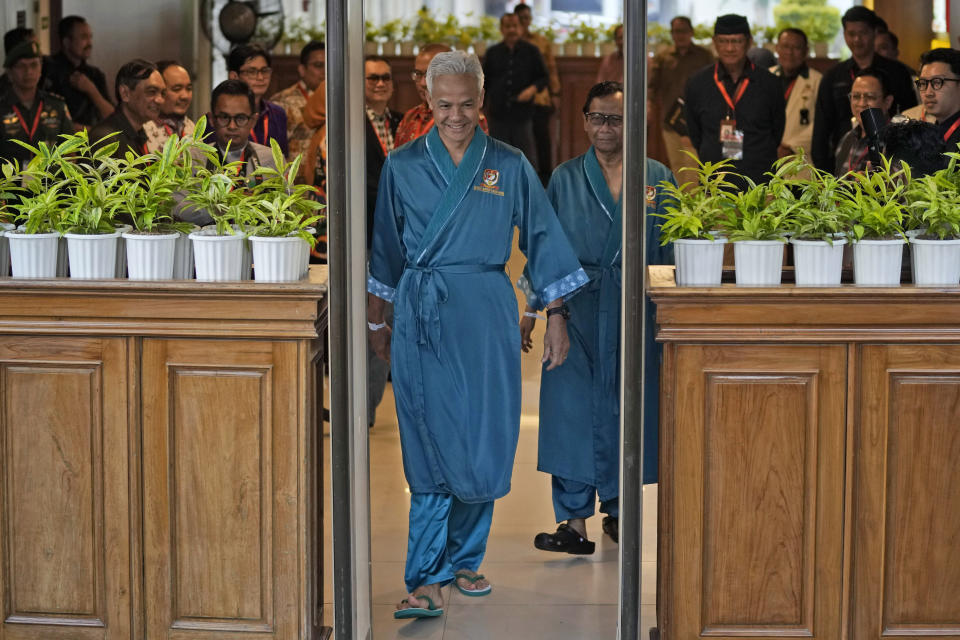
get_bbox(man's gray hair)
[426,50,484,95]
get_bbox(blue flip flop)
[454,571,492,597]
[393,595,444,619]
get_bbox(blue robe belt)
[581,263,622,417]
[405,264,506,356]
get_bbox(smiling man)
[684,14,784,185]
[367,50,586,620]
[225,43,288,156]
[89,58,165,157]
[523,82,675,554]
[45,15,113,128]
[916,48,960,151]
[144,60,195,152]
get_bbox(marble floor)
[322,243,657,638]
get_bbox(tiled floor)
[322,242,658,638]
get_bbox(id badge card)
[719,117,744,160]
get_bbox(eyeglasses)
[366,73,392,84]
[848,92,882,102]
[238,66,271,79]
[585,112,624,128]
[915,77,960,91]
[213,113,252,127]
[411,70,427,81]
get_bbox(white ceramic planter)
[853,238,905,286]
[734,240,784,286]
[172,229,197,279]
[364,41,378,56]
[382,40,398,55]
[0,222,14,277]
[65,231,120,279]
[250,235,306,282]
[563,42,580,56]
[8,231,60,278]
[191,230,244,281]
[399,40,415,56]
[124,231,178,280]
[114,224,133,277]
[599,42,617,56]
[790,236,847,286]
[674,237,727,286]
[910,237,960,286]
[581,42,598,57]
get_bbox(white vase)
[734,240,784,286]
[790,237,846,286]
[910,237,960,286]
[191,230,245,281]
[114,223,133,277]
[399,40,415,56]
[581,42,598,57]
[8,231,61,278]
[250,235,306,282]
[0,222,14,277]
[674,237,727,286]
[364,41,378,56]
[65,231,120,279]
[853,238,905,286]
[124,231,178,280]
[382,40,398,56]
[563,42,580,56]
[172,229,197,279]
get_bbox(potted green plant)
[841,156,908,286]
[774,0,841,58]
[566,20,601,57]
[379,18,406,55]
[247,140,325,281]
[786,159,851,285]
[653,153,738,286]
[364,20,379,55]
[114,124,201,279]
[723,170,796,286]
[903,161,960,285]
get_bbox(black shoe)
[534,523,595,554]
[602,516,619,543]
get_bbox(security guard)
[0,40,73,167]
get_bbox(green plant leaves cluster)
[0,115,326,244]
[654,151,960,246]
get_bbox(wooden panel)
[666,345,845,639]
[703,376,809,628]
[143,339,302,640]
[853,346,960,638]
[0,337,130,640]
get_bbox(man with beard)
[89,59,164,157]
[144,61,195,152]
[45,15,112,128]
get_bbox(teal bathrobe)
[368,127,588,503]
[526,149,675,490]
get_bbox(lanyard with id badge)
[714,63,750,160]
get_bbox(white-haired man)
[367,50,587,619]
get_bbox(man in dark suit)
[365,55,401,427]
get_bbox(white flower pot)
[599,42,617,56]
[382,40,398,56]
[910,237,960,286]
[123,231,178,280]
[113,224,133,277]
[250,235,306,282]
[364,41,379,56]
[172,229,197,279]
[790,236,847,286]
[563,42,580,56]
[0,222,15,277]
[191,230,245,281]
[581,42,598,57]
[674,237,727,286]
[853,238,905,286]
[65,231,120,279]
[734,240,784,286]
[8,231,61,278]
[399,40,416,56]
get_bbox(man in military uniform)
[0,40,74,167]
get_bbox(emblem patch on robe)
[473,168,505,196]
[646,185,657,203]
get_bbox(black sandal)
[533,523,595,555]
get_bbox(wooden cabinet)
[0,272,329,640]
[650,266,960,640]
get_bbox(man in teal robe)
[521,82,676,553]
[367,51,588,618]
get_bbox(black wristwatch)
[546,304,570,321]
